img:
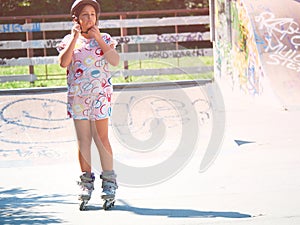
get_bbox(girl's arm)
[89,26,120,67]
[58,23,81,68]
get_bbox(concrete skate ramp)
[243,0,300,110]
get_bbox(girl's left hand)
[88,25,101,39]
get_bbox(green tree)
[0,0,71,16]
[0,0,208,17]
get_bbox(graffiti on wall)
[231,0,264,95]
[215,0,264,95]
[0,93,212,165]
[0,23,41,33]
[0,97,74,166]
[255,12,300,72]
[214,0,233,79]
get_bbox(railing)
[0,9,212,83]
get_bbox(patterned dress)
[57,33,117,120]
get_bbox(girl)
[57,0,119,210]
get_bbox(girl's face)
[78,5,97,30]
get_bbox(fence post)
[25,18,34,75]
[120,14,129,81]
[136,14,142,69]
[42,18,48,80]
[174,12,180,67]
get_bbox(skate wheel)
[103,199,115,210]
[79,201,87,211]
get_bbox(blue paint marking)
[234,140,255,146]
[0,97,76,164]
[0,138,75,145]
[0,98,69,130]
[0,23,41,33]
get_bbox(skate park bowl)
[214,0,300,111]
[0,1,300,224]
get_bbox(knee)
[99,135,110,146]
[77,136,92,148]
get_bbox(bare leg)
[91,118,113,171]
[73,119,93,173]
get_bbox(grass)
[0,56,213,89]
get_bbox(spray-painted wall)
[248,0,300,73]
[214,0,264,95]
[214,0,300,107]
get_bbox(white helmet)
[71,0,100,16]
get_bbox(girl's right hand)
[72,22,81,38]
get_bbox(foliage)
[0,0,69,16]
[0,0,208,16]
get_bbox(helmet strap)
[81,27,91,34]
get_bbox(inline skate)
[78,172,95,211]
[100,171,118,210]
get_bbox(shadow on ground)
[0,187,75,225]
[115,199,252,218]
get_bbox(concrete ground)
[0,80,299,225]
[1,1,300,224]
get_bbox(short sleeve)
[101,33,118,49]
[57,34,72,53]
